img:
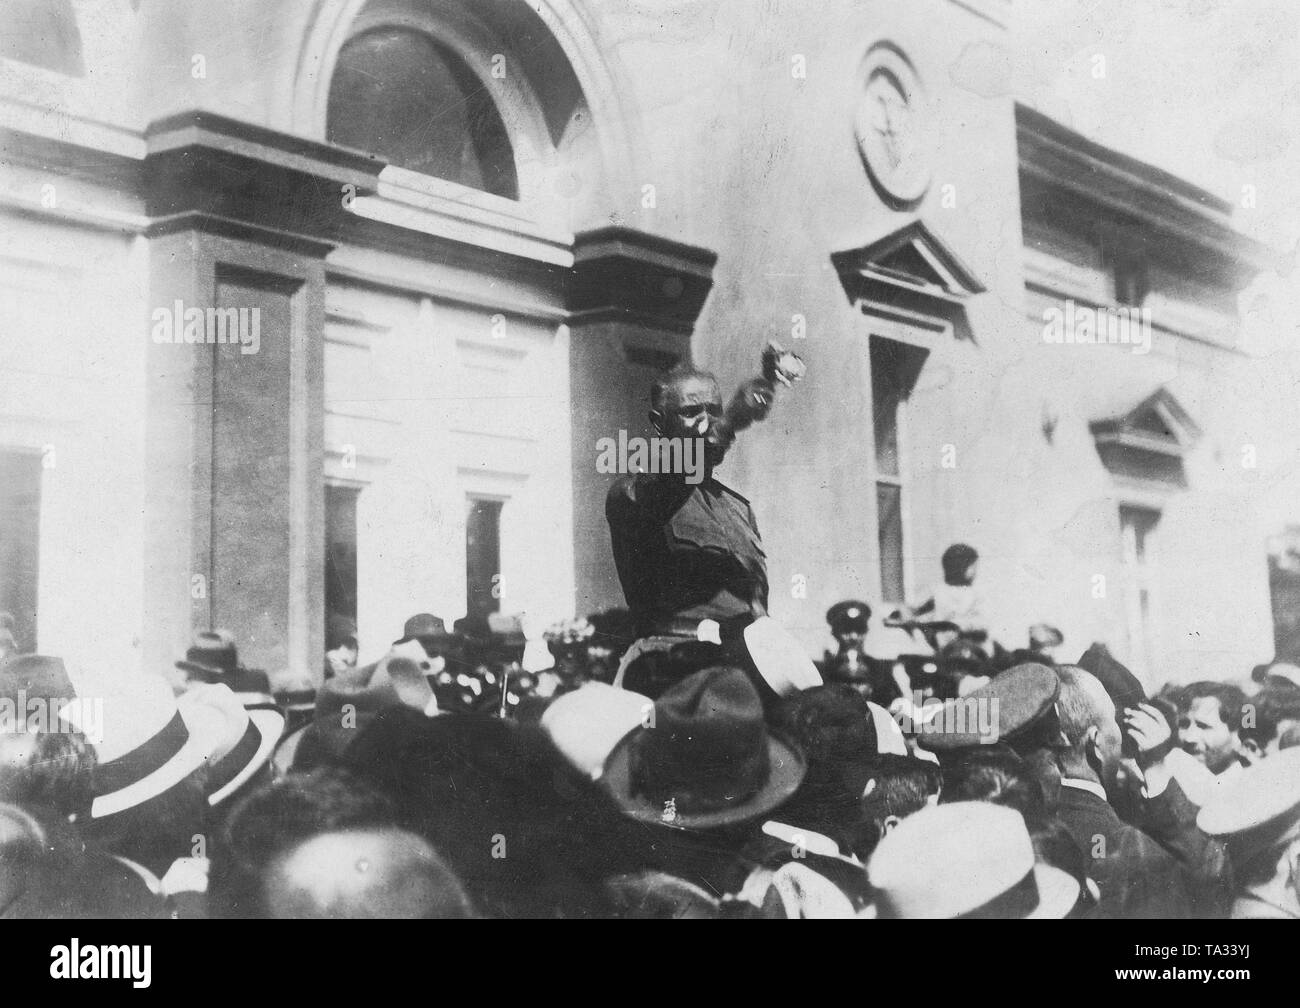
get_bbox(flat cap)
[916,662,1060,751]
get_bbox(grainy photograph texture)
[0,0,1298,924]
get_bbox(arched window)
[327,27,518,199]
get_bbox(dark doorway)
[466,497,503,619]
[0,449,42,651]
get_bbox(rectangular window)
[0,450,42,651]
[1120,505,1161,677]
[1109,251,1148,308]
[466,497,504,619]
[876,483,905,605]
[325,483,360,629]
[871,338,921,605]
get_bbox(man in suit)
[1051,665,1192,918]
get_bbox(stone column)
[141,112,378,688]
[566,226,718,616]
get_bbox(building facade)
[0,0,1285,689]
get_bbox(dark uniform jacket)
[606,473,768,639]
[1057,782,1192,919]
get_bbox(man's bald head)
[263,828,475,919]
[1055,666,1116,744]
[1054,666,1122,787]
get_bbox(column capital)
[569,226,718,335]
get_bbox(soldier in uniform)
[822,600,871,668]
[819,600,870,692]
[820,599,914,705]
[606,354,813,700]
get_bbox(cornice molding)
[1016,104,1275,277]
[569,226,718,335]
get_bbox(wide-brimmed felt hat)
[175,629,272,704]
[300,650,440,769]
[59,672,224,820]
[175,629,239,677]
[0,654,75,704]
[316,647,439,721]
[177,683,284,806]
[916,662,1060,752]
[601,666,806,831]
[394,613,453,649]
[867,801,1080,919]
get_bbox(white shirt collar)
[761,820,855,862]
[1060,777,1108,802]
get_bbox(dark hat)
[778,683,880,762]
[937,639,990,677]
[601,666,806,830]
[587,609,636,651]
[176,629,240,678]
[326,613,358,651]
[826,600,871,635]
[770,685,907,830]
[394,613,452,647]
[175,630,272,705]
[917,663,1060,752]
[0,654,75,704]
[1076,643,1145,716]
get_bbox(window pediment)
[832,218,986,306]
[1090,387,1201,458]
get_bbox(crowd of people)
[2,363,1298,919]
[2,588,1298,919]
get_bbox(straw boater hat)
[867,802,1081,919]
[177,683,284,806]
[59,672,224,820]
[1196,747,1300,839]
[741,617,823,696]
[540,682,653,781]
